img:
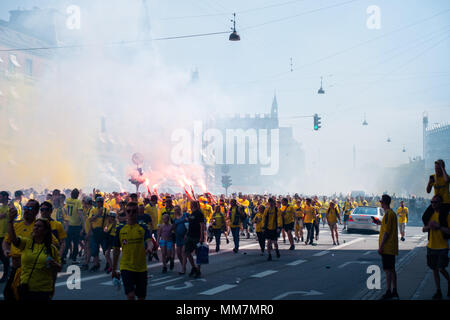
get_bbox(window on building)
[25,59,33,76]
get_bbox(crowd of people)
[0,159,448,300]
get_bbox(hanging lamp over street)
[229,13,240,41]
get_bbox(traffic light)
[313,114,322,130]
[221,175,232,195]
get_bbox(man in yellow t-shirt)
[254,205,266,255]
[426,160,450,204]
[294,199,304,242]
[378,194,399,300]
[39,201,67,262]
[210,206,226,252]
[342,198,355,231]
[62,189,84,264]
[281,198,296,250]
[229,199,244,253]
[262,198,282,260]
[302,198,316,245]
[423,159,450,231]
[112,202,152,300]
[397,201,408,242]
[86,197,109,272]
[422,195,450,300]
[238,196,250,239]
[326,200,341,245]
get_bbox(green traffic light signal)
[313,114,318,130]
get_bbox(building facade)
[207,95,305,194]
[423,114,450,171]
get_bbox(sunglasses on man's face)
[431,201,439,204]
[40,207,52,212]
[23,206,34,211]
[126,209,138,213]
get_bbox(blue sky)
[1,0,449,192]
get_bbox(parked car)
[347,206,383,233]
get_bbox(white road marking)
[412,269,433,300]
[313,250,330,257]
[150,275,173,282]
[363,251,374,256]
[272,290,323,300]
[311,238,364,257]
[166,279,206,291]
[286,259,307,266]
[338,261,371,269]
[54,242,260,288]
[330,237,364,250]
[251,270,278,278]
[55,273,109,287]
[199,284,237,296]
[150,277,182,287]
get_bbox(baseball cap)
[109,211,117,218]
[0,191,10,200]
[96,196,104,202]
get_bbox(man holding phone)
[423,159,450,226]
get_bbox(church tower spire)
[271,93,278,119]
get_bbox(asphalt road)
[21,225,431,300]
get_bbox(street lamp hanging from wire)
[229,13,241,41]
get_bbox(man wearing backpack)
[422,195,450,300]
[262,198,282,261]
[229,199,245,253]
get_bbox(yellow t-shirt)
[262,207,283,230]
[83,207,93,234]
[50,219,67,242]
[18,237,60,292]
[397,207,409,224]
[254,212,264,233]
[51,207,65,223]
[113,222,151,272]
[88,207,108,230]
[280,205,295,225]
[320,201,329,215]
[427,211,450,249]
[144,204,159,231]
[302,205,316,224]
[432,174,450,204]
[64,198,83,227]
[343,201,354,215]
[201,204,213,223]
[5,221,36,257]
[379,208,398,255]
[13,201,22,221]
[327,206,340,224]
[0,205,9,238]
[238,199,250,215]
[229,207,242,228]
[294,205,304,221]
[211,212,225,230]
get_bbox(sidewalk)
[398,244,450,300]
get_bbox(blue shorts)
[175,235,185,247]
[159,239,173,249]
[90,231,108,257]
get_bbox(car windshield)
[352,207,378,216]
